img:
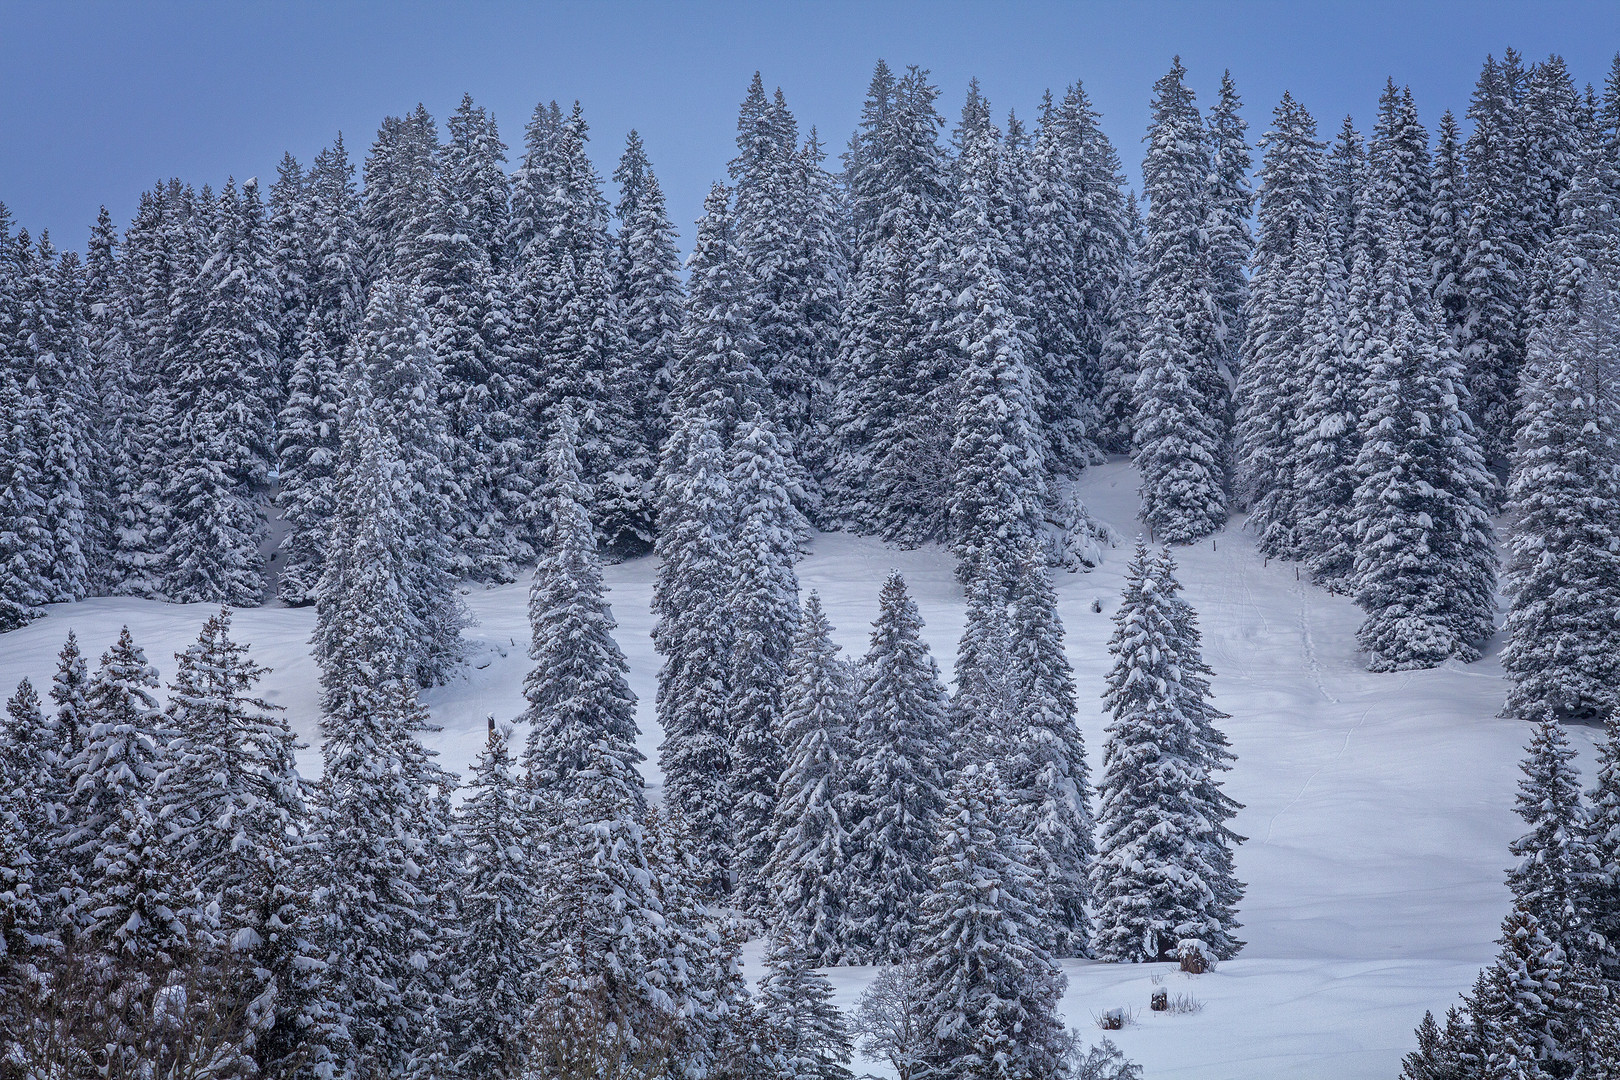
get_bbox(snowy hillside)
[0,458,1575,1080]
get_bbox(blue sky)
[3,1,1618,253]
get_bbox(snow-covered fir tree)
[448,718,531,1080]
[313,280,465,698]
[276,136,362,606]
[1426,110,1469,343]
[1588,712,1620,982]
[725,418,802,915]
[1351,228,1497,671]
[1007,543,1095,958]
[1503,281,1620,721]
[8,230,94,607]
[150,607,324,1076]
[1290,222,1358,591]
[1133,58,1229,543]
[59,626,168,934]
[1236,92,1325,557]
[81,205,141,596]
[411,94,516,581]
[510,103,655,558]
[316,672,456,1079]
[1459,54,1531,475]
[766,591,856,964]
[612,133,685,455]
[1026,80,1131,474]
[753,929,855,1080]
[948,572,1014,768]
[1519,57,1581,269]
[156,180,277,605]
[518,409,643,825]
[827,63,953,542]
[667,183,767,441]
[730,74,839,503]
[2,677,61,931]
[844,570,951,962]
[0,373,52,630]
[653,413,736,897]
[946,104,1048,586]
[267,151,310,384]
[359,104,439,281]
[1095,194,1145,456]
[1205,70,1254,376]
[914,762,1071,1080]
[1507,719,1598,964]
[1091,542,1244,963]
[1365,81,1432,299]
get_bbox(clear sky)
[4,0,1619,254]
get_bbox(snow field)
[0,459,1586,1079]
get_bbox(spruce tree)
[653,414,736,897]
[1236,93,1325,558]
[89,799,193,965]
[359,104,439,281]
[151,606,308,998]
[159,179,276,606]
[1091,542,1243,962]
[1426,110,1469,344]
[1326,116,1367,273]
[1205,70,1254,374]
[313,281,465,696]
[2,678,62,915]
[948,574,1014,768]
[316,675,455,1079]
[82,205,141,597]
[276,137,362,606]
[448,719,531,1080]
[1503,282,1620,721]
[1133,59,1229,543]
[1507,719,1599,964]
[914,762,1071,1080]
[1588,711,1620,982]
[0,374,51,630]
[60,627,167,933]
[11,230,93,606]
[509,103,655,558]
[1519,57,1581,263]
[267,151,310,385]
[844,571,950,962]
[1460,54,1532,474]
[730,75,830,494]
[1351,227,1497,671]
[766,592,856,964]
[668,184,767,439]
[947,106,1047,585]
[519,410,643,825]
[1027,80,1130,474]
[1095,195,1145,456]
[507,99,566,269]
[1007,544,1095,958]
[754,929,855,1080]
[826,64,953,541]
[725,418,802,915]
[412,96,514,581]
[612,136,685,455]
[1291,225,1358,590]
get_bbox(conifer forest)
[6,19,1620,1079]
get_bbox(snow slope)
[0,458,1592,1079]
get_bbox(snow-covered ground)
[0,459,1589,1079]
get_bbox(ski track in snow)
[0,458,1604,1079]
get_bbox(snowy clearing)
[0,458,1577,1080]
